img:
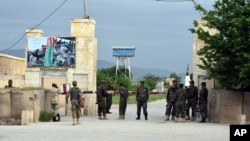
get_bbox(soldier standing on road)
[199,82,208,123]
[106,81,114,114]
[50,83,62,122]
[97,80,109,120]
[136,80,149,120]
[175,83,187,122]
[118,83,129,120]
[66,80,83,125]
[186,80,198,121]
[165,79,178,121]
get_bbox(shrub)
[39,111,54,122]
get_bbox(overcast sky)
[0,0,216,73]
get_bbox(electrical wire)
[0,0,68,53]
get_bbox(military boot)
[145,114,148,120]
[56,113,60,122]
[183,118,186,122]
[72,118,76,125]
[172,116,175,121]
[121,115,125,120]
[103,115,108,120]
[136,114,140,120]
[118,115,122,120]
[98,116,102,120]
[77,118,81,125]
[175,117,179,122]
[165,115,169,121]
[199,119,206,123]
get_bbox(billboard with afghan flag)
[27,37,76,67]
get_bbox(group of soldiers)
[96,80,149,121]
[4,78,207,124]
[96,80,130,120]
[165,79,208,123]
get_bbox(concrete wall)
[0,89,61,123]
[208,89,250,124]
[0,54,25,88]
[192,20,217,90]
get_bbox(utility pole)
[83,0,89,19]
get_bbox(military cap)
[189,80,194,83]
[201,82,206,86]
[140,80,145,83]
[172,79,177,83]
[72,80,77,84]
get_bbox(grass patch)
[112,94,166,104]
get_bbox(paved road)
[0,99,229,141]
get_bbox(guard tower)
[112,46,135,78]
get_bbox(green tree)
[97,67,132,90]
[143,74,161,90]
[169,72,181,82]
[190,0,250,89]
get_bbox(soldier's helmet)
[72,80,77,84]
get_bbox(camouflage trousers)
[186,99,196,118]
[71,99,81,119]
[175,102,186,118]
[119,98,127,115]
[199,103,207,120]
[137,101,148,116]
[97,100,106,116]
[51,103,59,116]
[165,101,176,116]
[106,94,112,112]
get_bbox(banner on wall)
[27,37,76,67]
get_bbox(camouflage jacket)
[175,88,187,104]
[136,86,149,102]
[186,86,198,102]
[119,86,129,100]
[67,87,82,100]
[167,86,178,102]
[50,87,61,104]
[199,88,208,104]
[97,85,108,103]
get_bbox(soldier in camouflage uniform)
[97,80,109,120]
[118,83,129,120]
[106,81,114,114]
[165,79,178,121]
[66,81,83,125]
[186,80,198,121]
[136,80,149,120]
[199,82,208,123]
[50,83,61,122]
[175,83,187,122]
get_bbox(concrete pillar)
[68,18,97,116]
[83,94,96,116]
[25,29,44,87]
